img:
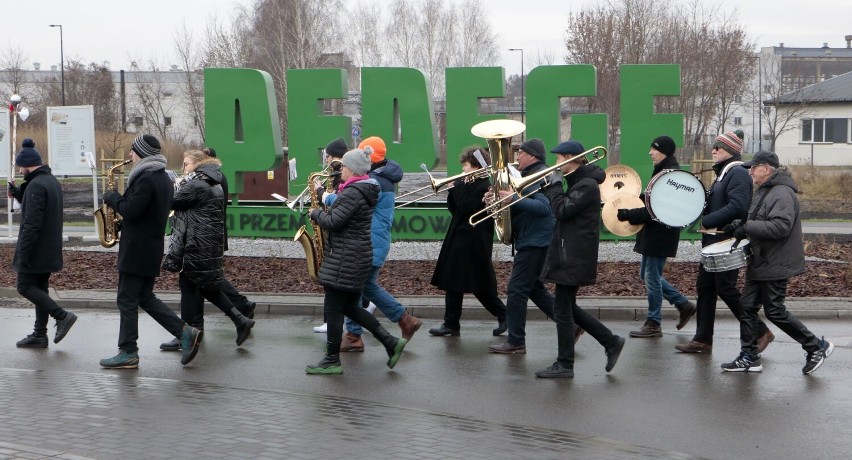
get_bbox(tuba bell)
[471,119,526,245]
[93,159,132,248]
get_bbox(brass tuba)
[471,119,526,245]
[93,159,132,248]
[294,170,336,284]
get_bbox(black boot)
[228,307,255,346]
[306,342,343,374]
[374,325,407,369]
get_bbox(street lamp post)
[508,48,524,135]
[49,24,65,105]
[752,53,762,151]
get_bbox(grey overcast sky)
[3,0,850,78]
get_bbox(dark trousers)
[324,286,391,350]
[178,273,240,330]
[554,285,617,369]
[740,278,820,356]
[17,272,66,336]
[694,265,768,344]
[221,278,250,309]
[117,272,184,353]
[443,290,507,331]
[506,247,554,345]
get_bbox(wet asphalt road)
[1,306,850,459]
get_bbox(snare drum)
[645,169,706,228]
[701,238,750,272]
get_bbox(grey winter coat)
[742,167,805,281]
[164,159,226,289]
[311,178,379,292]
[540,164,606,286]
[12,166,63,274]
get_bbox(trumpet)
[394,163,491,209]
[469,146,607,228]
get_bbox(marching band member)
[488,138,557,355]
[429,146,508,337]
[617,136,696,338]
[306,147,407,374]
[160,150,255,349]
[536,140,624,378]
[100,134,201,369]
[677,132,771,354]
[722,151,834,374]
[10,139,78,348]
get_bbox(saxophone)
[294,171,334,283]
[93,159,132,248]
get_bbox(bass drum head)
[601,164,642,202]
[602,192,644,236]
[645,169,706,227]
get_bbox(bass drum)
[645,169,706,228]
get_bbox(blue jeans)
[639,255,688,324]
[346,266,406,335]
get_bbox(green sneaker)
[100,350,140,369]
[305,354,343,375]
[387,338,407,369]
[179,325,202,365]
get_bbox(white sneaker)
[313,323,327,333]
[366,302,377,315]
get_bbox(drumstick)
[698,228,724,235]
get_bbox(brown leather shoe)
[675,340,712,354]
[574,326,585,344]
[398,312,422,341]
[488,341,526,354]
[675,301,697,330]
[340,332,364,352]
[756,330,775,353]
[629,320,662,338]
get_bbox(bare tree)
[0,45,30,96]
[174,23,207,143]
[346,1,385,67]
[128,60,185,143]
[760,55,818,149]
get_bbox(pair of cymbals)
[600,165,643,236]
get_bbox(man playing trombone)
[487,139,556,354]
[536,140,625,378]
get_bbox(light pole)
[752,53,762,151]
[508,48,524,134]
[49,24,65,105]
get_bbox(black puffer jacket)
[742,168,805,281]
[540,164,605,286]
[164,159,226,289]
[700,155,752,246]
[311,178,379,292]
[620,155,683,258]
[12,166,63,274]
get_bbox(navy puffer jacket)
[311,178,379,292]
[165,159,226,289]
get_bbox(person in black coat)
[305,148,407,374]
[676,132,771,354]
[617,136,695,338]
[9,139,78,348]
[535,140,625,378]
[428,146,507,337]
[99,134,201,369]
[160,151,255,350]
[159,146,257,352]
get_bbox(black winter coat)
[700,155,752,246]
[12,166,63,274]
[540,164,605,286]
[104,155,174,277]
[165,159,226,289]
[620,155,683,258]
[742,168,805,281]
[430,176,499,294]
[311,178,379,292]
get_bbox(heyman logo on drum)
[665,178,696,193]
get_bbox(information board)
[47,105,96,176]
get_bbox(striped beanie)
[131,134,162,158]
[714,131,743,155]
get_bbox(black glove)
[733,224,747,241]
[162,255,181,273]
[721,219,742,235]
[617,209,629,222]
[8,183,19,199]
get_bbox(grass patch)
[790,165,852,200]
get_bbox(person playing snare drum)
[617,135,696,338]
[676,132,773,354]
